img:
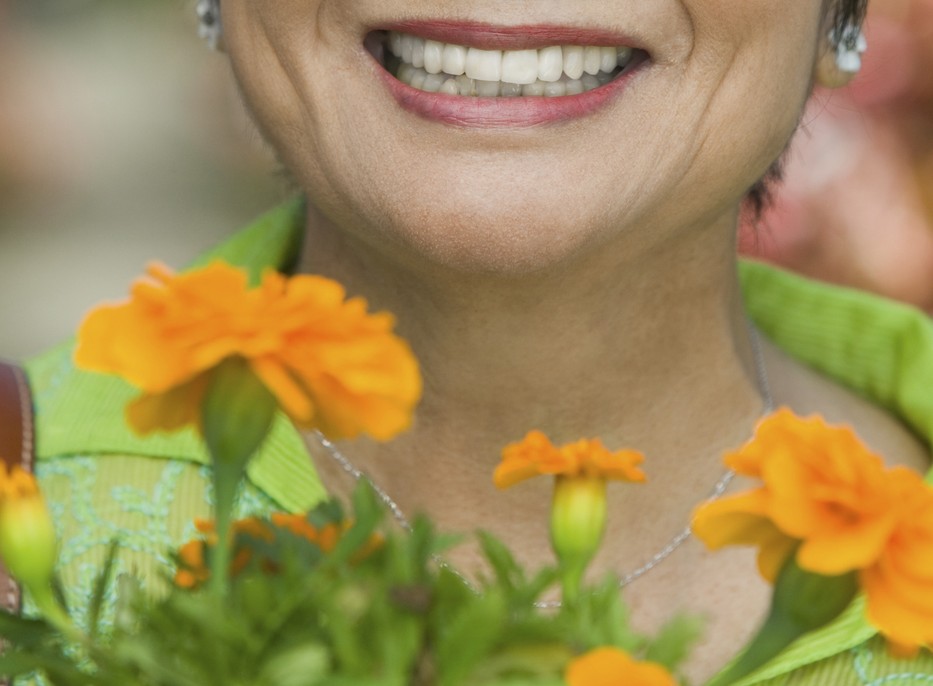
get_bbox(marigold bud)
[0,466,58,594]
[551,476,607,604]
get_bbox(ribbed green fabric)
[24,202,933,684]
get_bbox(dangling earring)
[830,23,867,75]
[196,0,223,51]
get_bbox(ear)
[814,25,866,89]
[197,0,225,52]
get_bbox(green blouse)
[24,201,933,685]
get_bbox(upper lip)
[372,20,651,54]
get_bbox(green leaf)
[329,483,384,566]
[256,641,331,686]
[88,540,121,639]
[435,590,507,686]
[645,614,704,670]
[0,611,53,647]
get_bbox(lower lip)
[375,61,645,129]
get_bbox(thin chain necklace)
[315,323,775,605]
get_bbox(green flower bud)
[551,476,607,604]
[0,468,57,594]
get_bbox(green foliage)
[0,483,698,685]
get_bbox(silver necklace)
[315,323,775,605]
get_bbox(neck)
[299,203,768,554]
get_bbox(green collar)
[25,200,933,684]
[25,199,325,513]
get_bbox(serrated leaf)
[328,483,384,567]
[478,532,523,590]
[88,540,121,639]
[645,613,704,670]
[0,611,53,647]
[435,590,507,686]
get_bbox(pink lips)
[372,21,649,129]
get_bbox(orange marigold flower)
[270,514,384,560]
[270,513,344,553]
[692,409,933,650]
[175,517,275,588]
[494,430,646,489]
[565,647,677,686]
[861,468,933,649]
[75,260,422,441]
[174,540,209,589]
[174,512,379,588]
[495,431,646,604]
[175,517,276,587]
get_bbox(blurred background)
[1,0,932,362]
[739,0,933,313]
[0,0,285,360]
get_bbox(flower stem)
[706,612,798,686]
[707,557,859,686]
[210,468,238,598]
[200,358,278,598]
[560,562,585,609]
[31,584,82,643]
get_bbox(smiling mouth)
[370,30,646,98]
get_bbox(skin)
[221,1,929,680]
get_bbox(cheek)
[667,1,825,194]
[221,0,345,184]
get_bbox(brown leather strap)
[0,361,35,617]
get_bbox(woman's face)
[223,0,830,274]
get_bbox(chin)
[355,185,611,277]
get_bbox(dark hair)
[744,0,869,216]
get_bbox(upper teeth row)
[387,31,632,85]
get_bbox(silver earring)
[830,24,867,74]
[196,0,223,51]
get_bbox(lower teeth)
[392,59,620,97]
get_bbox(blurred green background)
[0,0,286,361]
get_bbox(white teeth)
[583,46,602,76]
[410,70,427,90]
[400,34,413,63]
[582,73,600,91]
[386,32,637,97]
[465,48,503,81]
[390,32,403,58]
[422,73,446,93]
[500,82,523,97]
[562,46,584,80]
[398,63,415,85]
[399,65,619,96]
[538,45,564,82]
[423,40,444,74]
[456,74,475,96]
[601,47,618,73]
[442,43,467,76]
[501,49,540,85]
[411,37,425,68]
[522,82,545,96]
[474,79,501,97]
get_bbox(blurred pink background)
[1,0,931,361]
[740,0,933,312]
